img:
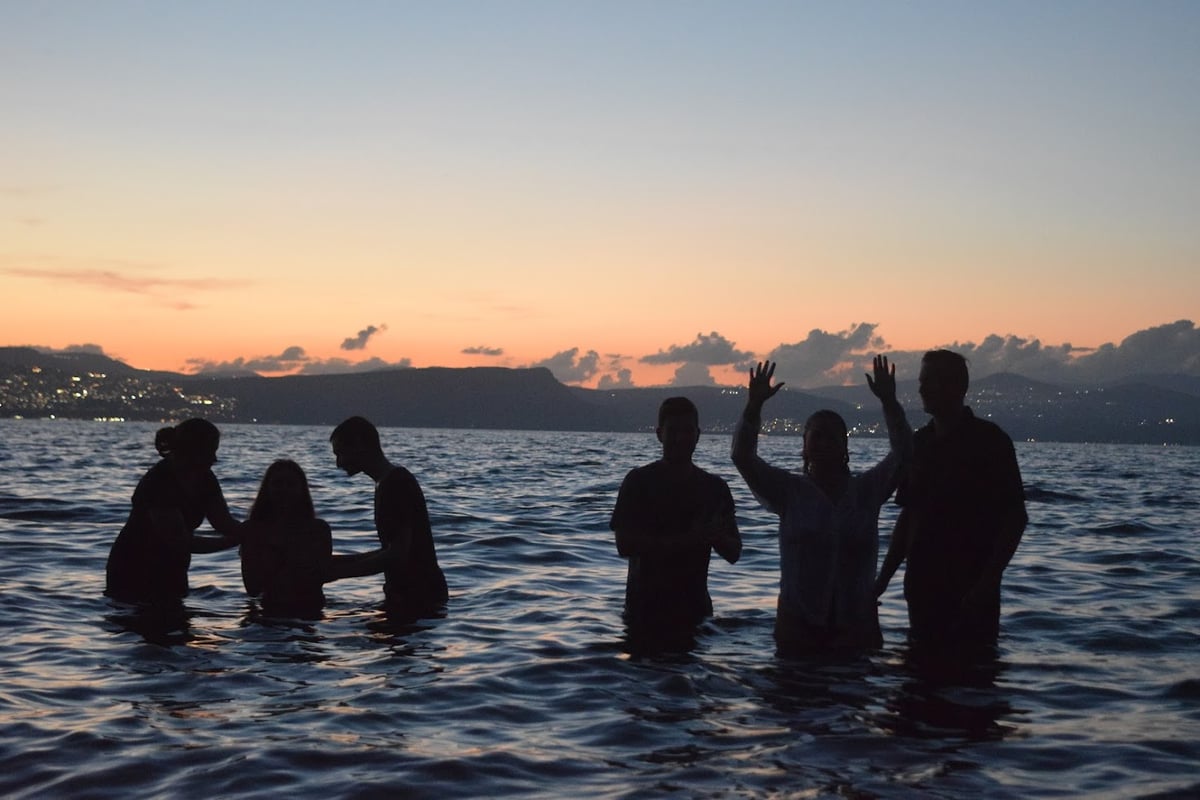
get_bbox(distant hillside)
[0,350,1196,443]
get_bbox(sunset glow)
[3,3,1198,388]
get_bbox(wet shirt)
[105,460,222,602]
[897,408,1027,608]
[610,461,735,628]
[732,403,911,633]
[376,466,448,615]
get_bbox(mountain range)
[1,346,1196,444]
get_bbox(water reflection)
[105,600,193,647]
[878,643,1020,743]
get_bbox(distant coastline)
[1,346,1196,445]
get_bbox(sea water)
[0,419,1197,799]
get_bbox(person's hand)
[865,354,896,405]
[747,361,784,408]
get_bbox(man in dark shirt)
[610,397,741,644]
[330,416,448,618]
[876,350,1027,648]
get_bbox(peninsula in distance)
[1,346,1197,445]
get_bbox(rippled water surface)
[1,420,1197,798]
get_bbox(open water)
[0,419,1197,799]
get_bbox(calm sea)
[0,419,1197,799]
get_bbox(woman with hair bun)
[105,418,242,604]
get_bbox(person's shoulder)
[622,461,660,481]
[693,464,730,487]
[380,465,418,487]
[964,409,1016,445]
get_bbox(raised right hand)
[747,361,784,408]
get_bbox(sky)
[3,1,1198,388]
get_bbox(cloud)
[462,345,504,357]
[2,261,250,309]
[298,356,412,374]
[640,331,754,366]
[186,346,311,375]
[340,324,387,351]
[185,345,414,376]
[669,363,716,386]
[597,368,634,389]
[767,323,886,386]
[528,347,601,383]
[61,343,107,355]
[1065,319,1200,382]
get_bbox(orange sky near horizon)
[3,4,1198,388]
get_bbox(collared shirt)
[732,403,911,631]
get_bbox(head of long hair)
[249,459,315,523]
[801,409,850,476]
[154,418,220,462]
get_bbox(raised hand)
[865,354,897,404]
[747,361,784,408]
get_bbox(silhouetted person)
[105,418,241,604]
[329,416,448,619]
[611,397,742,646]
[240,459,332,618]
[732,357,912,656]
[875,349,1027,650]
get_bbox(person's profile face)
[918,362,958,417]
[331,434,363,476]
[657,414,699,464]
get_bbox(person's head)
[919,349,969,418]
[330,416,382,476]
[155,418,220,470]
[249,459,315,523]
[802,410,849,476]
[656,396,700,465]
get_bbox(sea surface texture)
[0,419,1197,799]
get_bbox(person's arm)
[875,509,912,598]
[702,508,741,565]
[194,478,243,553]
[325,470,420,582]
[325,547,397,582]
[859,354,914,501]
[959,441,1028,612]
[730,361,791,513]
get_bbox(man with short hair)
[330,416,447,618]
[875,350,1027,649]
[610,397,741,645]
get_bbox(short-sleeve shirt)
[610,461,736,628]
[105,460,221,602]
[897,408,1027,609]
[376,466,447,614]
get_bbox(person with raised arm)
[732,356,911,656]
[874,349,1026,651]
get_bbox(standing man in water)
[330,416,448,619]
[875,350,1027,650]
[610,396,742,647]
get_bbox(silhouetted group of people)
[105,416,447,621]
[612,349,1027,656]
[105,348,1026,657]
